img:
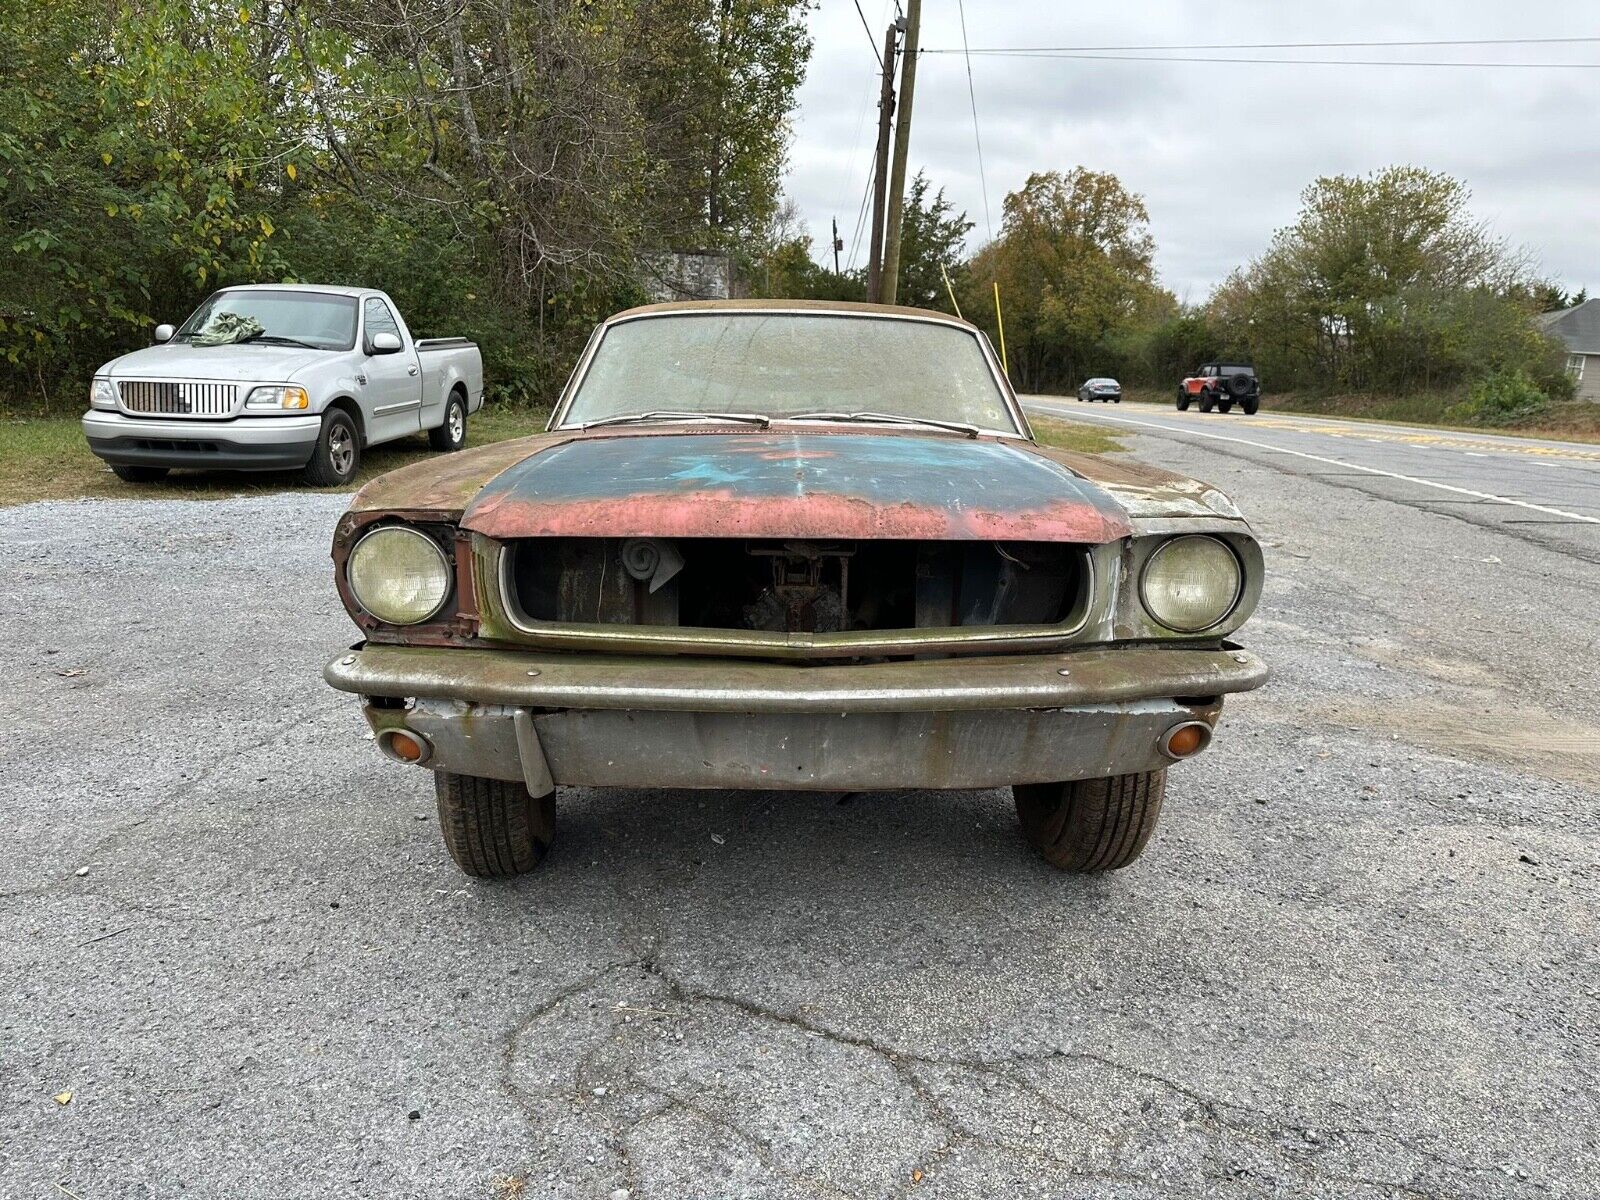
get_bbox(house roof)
[1538,297,1600,354]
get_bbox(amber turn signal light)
[377,728,432,765]
[1161,721,1211,761]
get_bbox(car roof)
[215,283,368,299]
[606,298,978,331]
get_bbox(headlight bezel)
[1135,533,1249,636]
[244,384,311,410]
[90,377,117,410]
[345,524,454,627]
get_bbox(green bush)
[1444,370,1552,426]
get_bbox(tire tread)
[434,771,555,878]
[1014,770,1166,872]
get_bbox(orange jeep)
[1177,363,1260,414]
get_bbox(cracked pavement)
[3,414,1598,1197]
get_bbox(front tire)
[1014,770,1166,872]
[1198,392,1215,413]
[303,409,360,487]
[110,464,169,484]
[429,391,467,452]
[434,771,556,878]
[1175,390,1190,411]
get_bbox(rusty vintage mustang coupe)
[325,301,1267,878]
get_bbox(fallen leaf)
[911,1168,923,1184]
[54,1091,72,1105]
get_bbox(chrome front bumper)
[325,644,1268,792]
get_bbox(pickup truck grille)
[118,380,238,417]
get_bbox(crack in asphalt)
[492,955,1513,1199]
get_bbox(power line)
[954,0,991,242]
[924,35,1600,54]
[852,0,882,67]
[919,51,1600,68]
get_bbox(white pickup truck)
[83,284,483,485]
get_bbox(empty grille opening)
[507,538,1090,633]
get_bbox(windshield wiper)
[241,334,321,350]
[786,410,981,438]
[580,410,771,430]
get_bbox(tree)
[1211,166,1566,396]
[0,0,816,407]
[631,0,813,246]
[893,171,973,312]
[960,169,1163,390]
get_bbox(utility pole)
[831,216,842,275]
[866,20,899,302]
[880,0,921,306]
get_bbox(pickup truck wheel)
[303,410,360,486]
[429,392,467,452]
[1013,770,1166,872]
[434,771,556,878]
[110,464,169,483]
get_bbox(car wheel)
[1176,393,1190,411]
[110,464,169,484]
[434,770,556,878]
[1014,770,1166,872]
[1198,393,1214,413]
[1243,397,1260,415]
[1219,400,1234,414]
[429,391,467,452]
[1113,396,1121,403]
[303,409,361,487]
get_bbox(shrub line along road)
[3,403,1598,1197]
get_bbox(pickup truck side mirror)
[153,324,176,344]
[369,331,403,355]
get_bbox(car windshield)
[561,312,1020,434]
[1219,364,1254,376]
[175,290,358,350]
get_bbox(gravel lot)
[3,424,1598,1198]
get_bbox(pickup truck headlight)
[90,377,117,410]
[1139,535,1243,633]
[347,526,452,625]
[244,385,310,410]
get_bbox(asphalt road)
[4,405,1599,1198]
[1029,398,1600,564]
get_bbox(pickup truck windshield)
[176,290,358,351]
[562,313,1019,434]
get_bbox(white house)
[1538,298,1600,402]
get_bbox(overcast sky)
[784,1,1599,301]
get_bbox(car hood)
[105,343,330,381]
[458,429,1133,543]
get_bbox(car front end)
[323,302,1268,877]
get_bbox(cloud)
[785,0,1600,296]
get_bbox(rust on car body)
[459,430,1133,544]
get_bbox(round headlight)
[1140,535,1242,633]
[347,526,452,625]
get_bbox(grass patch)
[0,406,552,508]
[1028,414,1127,455]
